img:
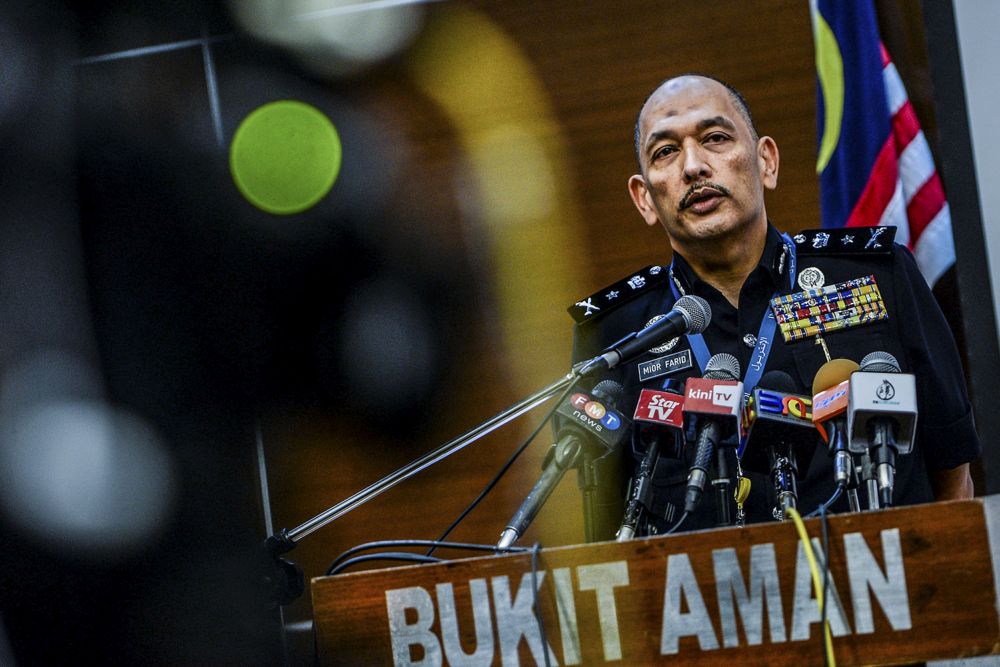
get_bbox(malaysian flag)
[811,0,954,285]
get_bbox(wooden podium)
[312,497,1000,665]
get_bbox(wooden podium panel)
[312,498,1000,665]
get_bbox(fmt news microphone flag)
[811,0,954,286]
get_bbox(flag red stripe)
[906,173,946,241]
[891,100,921,151]
[845,137,898,228]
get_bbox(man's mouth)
[680,183,731,211]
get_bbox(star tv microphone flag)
[811,0,954,286]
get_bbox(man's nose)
[682,143,711,181]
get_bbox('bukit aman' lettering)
[383,530,911,665]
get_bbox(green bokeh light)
[230,100,342,215]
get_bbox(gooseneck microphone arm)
[284,371,578,544]
[262,297,713,605]
[261,369,582,606]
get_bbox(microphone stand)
[579,449,602,542]
[262,368,581,605]
[827,419,862,513]
[497,436,582,549]
[769,448,798,521]
[713,447,733,527]
[617,437,659,541]
[846,460,862,513]
[860,450,881,511]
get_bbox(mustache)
[679,182,732,210]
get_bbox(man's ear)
[627,174,662,227]
[758,136,779,190]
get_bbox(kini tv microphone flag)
[682,353,742,517]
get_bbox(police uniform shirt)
[570,223,981,535]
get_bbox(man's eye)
[653,146,676,160]
[705,133,729,143]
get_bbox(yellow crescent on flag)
[813,8,845,175]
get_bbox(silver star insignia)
[842,235,854,245]
[606,290,620,300]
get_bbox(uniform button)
[743,333,757,348]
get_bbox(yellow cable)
[786,506,836,667]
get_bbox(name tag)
[638,349,693,382]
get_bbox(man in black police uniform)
[570,74,978,536]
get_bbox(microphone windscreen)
[859,351,901,373]
[704,352,740,381]
[811,358,860,396]
[591,379,626,410]
[758,370,798,393]
[674,295,711,334]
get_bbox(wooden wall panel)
[266,3,823,657]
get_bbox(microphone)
[812,358,861,512]
[578,295,711,375]
[682,353,742,519]
[617,379,685,541]
[847,352,917,507]
[497,380,630,548]
[741,370,817,519]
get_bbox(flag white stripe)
[878,179,910,246]
[882,60,908,116]
[897,130,936,205]
[912,204,956,287]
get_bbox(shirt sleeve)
[892,244,981,470]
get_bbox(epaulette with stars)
[791,226,896,256]
[567,265,668,324]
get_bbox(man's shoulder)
[566,264,670,326]
[789,226,897,257]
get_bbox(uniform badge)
[797,266,825,290]
[770,274,888,343]
[644,315,679,353]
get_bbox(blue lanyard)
[665,234,797,406]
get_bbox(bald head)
[633,74,758,172]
